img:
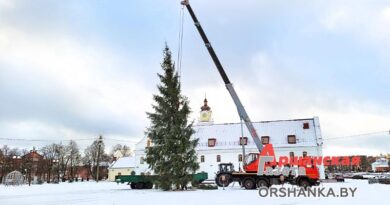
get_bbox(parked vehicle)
[335,174,345,182]
[115,172,208,189]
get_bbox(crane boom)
[181,0,263,152]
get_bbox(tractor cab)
[217,163,234,174]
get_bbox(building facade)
[133,98,325,179]
[371,157,390,172]
[108,157,136,181]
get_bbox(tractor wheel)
[135,182,144,189]
[145,182,153,189]
[243,178,256,190]
[257,178,269,188]
[215,174,231,187]
[130,183,136,189]
[298,178,311,189]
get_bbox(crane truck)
[181,0,320,189]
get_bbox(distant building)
[22,147,44,184]
[112,149,133,161]
[108,157,136,181]
[371,157,389,172]
[134,98,325,179]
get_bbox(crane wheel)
[298,178,311,189]
[243,178,256,189]
[257,179,269,188]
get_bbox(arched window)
[289,152,295,158]
[238,154,243,162]
[200,155,205,163]
[303,151,307,157]
[216,155,221,162]
[140,157,144,164]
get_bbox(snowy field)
[0,179,389,205]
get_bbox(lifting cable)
[176,4,185,82]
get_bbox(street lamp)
[12,156,20,171]
[52,159,59,183]
[96,135,103,182]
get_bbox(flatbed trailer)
[115,172,208,189]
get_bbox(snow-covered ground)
[0,179,388,205]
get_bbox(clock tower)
[199,97,213,124]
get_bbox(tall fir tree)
[146,44,199,190]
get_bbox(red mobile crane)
[181,0,320,189]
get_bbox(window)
[208,138,216,147]
[287,135,296,144]
[303,151,307,157]
[140,157,144,164]
[216,155,221,162]
[200,155,205,163]
[238,154,243,162]
[303,122,310,129]
[239,137,248,145]
[147,138,152,148]
[289,152,294,158]
[261,136,270,144]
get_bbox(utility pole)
[96,135,103,182]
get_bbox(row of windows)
[147,122,310,148]
[199,151,308,163]
[140,152,308,164]
[207,135,299,147]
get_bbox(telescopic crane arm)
[181,0,263,152]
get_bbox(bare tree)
[57,143,68,181]
[110,144,132,160]
[67,140,80,180]
[0,146,10,181]
[41,144,60,183]
[83,140,106,180]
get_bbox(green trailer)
[115,172,208,189]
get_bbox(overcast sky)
[0,0,389,155]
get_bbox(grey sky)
[0,0,389,155]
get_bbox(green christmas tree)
[146,44,199,190]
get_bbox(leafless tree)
[83,140,107,180]
[41,144,60,182]
[67,140,80,180]
[110,144,132,160]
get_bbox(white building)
[108,157,136,181]
[133,98,325,179]
[371,158,389,172]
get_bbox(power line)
[0,130,387,145]
[0,137,139,144]
[322,130,389,141]
[0,137,94,142]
